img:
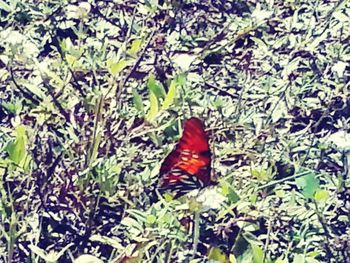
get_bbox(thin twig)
[47,26,86,97]
[256,170,312,191]
[9,67,41,105]
[115,29,156,101]
[263,214,273,263]
[313,200,333,261]
[42,81,70,121]
[204,82,238,100]
[234,77,249,119]
[341,150,350,187]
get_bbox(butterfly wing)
[159,117,212,197]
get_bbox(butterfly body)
[159,117,213,197]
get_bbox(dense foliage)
[0,0,349,262]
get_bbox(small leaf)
[66,54,77,67]
[251,243,264,263]
[275,190,285,198]
[162,79,176,110]
[108,59,131,76]
[252,3,272,23]
[221,181,240,203]
[132,88,144,113]
[251,37,268,51]
[121,217,142,231]
[147,74,166,98]
[147,214,157,224]
[176,73,187,86]
[295,172,320,199]
[28,245,47,261]
[227,189,240,204]
[23,83,46,99]
[251,167,272,181]
[249,193,258,203]
[128,39,143,57]
[6,126,27,165]
[163,192,174,202]
[208,246,230,263]
[221,182,229,196]
[1,99,22,114]
[146,91,159,122]
[307,251,320,258]
[314,189,329,203]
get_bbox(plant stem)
[192,210,200,260]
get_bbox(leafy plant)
[0,0,349,262]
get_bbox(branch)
[256,170,312,191]
[204,82,238,100]
[115,29,157,101]
[9,67,41,105]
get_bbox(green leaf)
[307,251,320,258]
[146,91,158,122]
[28,245,47,261]
[147,214,157,224]
[1,99,22,114]
[251,37,268,52]
[147,74,165,99]
[132,88,144,113]
[214,97,225,108]
[107,59,131,76]
[23,83,46,99]
[163,192,174,202]
[128,39,143,57]
[314,189,329,203]
[221,181,230,196]
[208,246,230,263]
[16,125,25,137]
[121,217,142,231]
[249,193,258,203]
[89,128,102,165]
[162,79,176,110]
[227,189,240,204]
[148,131,162,146]
[6,126,27,165]
[66,54,77,67]
[295,172,320,199]
[251,166,273,181]
[176,73,187,86]
[221,181,240,203]
[317,143,328,150]
[90,235,124,250]
[251,244,264,263]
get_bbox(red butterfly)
[159,117,213,197]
